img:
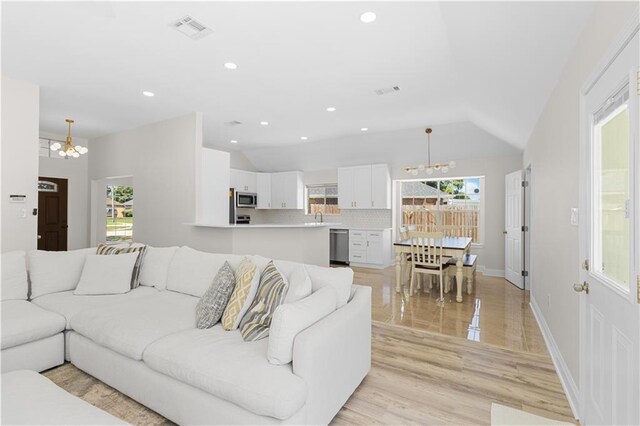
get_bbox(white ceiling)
[2,1,593,152]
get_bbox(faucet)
[314,211,323,224]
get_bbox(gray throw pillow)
[196,261,236,329]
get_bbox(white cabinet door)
[256,173,271,209]
[371,164,391,209]
[270,172,303,209]
[353,165,372,209]
[270,173,284,209]
[338,167,354,209]
[230,169,256,193]
[366,240,383,265]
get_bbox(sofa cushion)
[251,256,312,304]
[1,251,28,301]
[166,247,244,297]
[74,253,139,295]
[28,248,95,299]
[69,291,198,360]
[267,285,337,365]
[222,257,260,331]
[305,264,353,308]
[31,286,158,329]
[139,246,178,290]
[96,243,147,289]
[143,327,307,420]
[239,261,288,342]
[196,262,236,329]
[1,301,66,350]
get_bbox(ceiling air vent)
[171,16,213,40]
[374,86,401,96]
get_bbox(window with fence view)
[106,185,133,242]
[401,177,482,243]
[307,184,340,215]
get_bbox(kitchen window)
[400,177,484,244]
[307,184,340,215]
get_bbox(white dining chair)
[408,231,451,302]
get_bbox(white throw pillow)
[74,253,139,295]
[1,251,28,301]
[305,264,353,308]
[139,246,178,290]
[250,256,312,303]
[267,285,338,364]
[28,248,95,299]
[166,247,244,297]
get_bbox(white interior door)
[579,29,639,426]
[505,170,523,288]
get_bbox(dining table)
[393,236,473,303]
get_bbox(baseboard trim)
[529,297,580,421]
[477,266,505,278]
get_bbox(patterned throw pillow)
[196,262,236,329]
[239,261,289,341]
[95,243,147,288]
[222,257,259,330]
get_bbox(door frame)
[523,164,533,291]
[578,11,640,423]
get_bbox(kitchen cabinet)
[199,148,230,225]
[270,171,304,209]
[347,228,392,266]
[256,173,272,209]
[338,164,390,209]
[230,169,256,193]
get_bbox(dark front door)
[37,177,68,251]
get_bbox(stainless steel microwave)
[236,192,257,208]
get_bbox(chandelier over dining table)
[404,127,456,176]
[49,118,88,158]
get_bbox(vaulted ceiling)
[2,1,593,154]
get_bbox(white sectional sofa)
[1,246,371,425]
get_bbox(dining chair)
[408,231,451,302]
[438,224,462,237]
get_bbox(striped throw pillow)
[95,243,147,288]
[239,261,288,341]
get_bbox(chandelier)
[50,119,88,158]
[404,127,456,176]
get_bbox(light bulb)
[81,147,88,154]
[59,151,66,157]
[442,166,449,173]
[73,152,80,158]
[449,160,456,168]
[75,145,83,151]
[418,164,425,171]
[426,168,434,175]
[50,142,61,151]
[411,169,418,176]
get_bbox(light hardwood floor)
[353,265,547,354]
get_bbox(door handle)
[503,231,507,235]
[37,235,42,240]
[573,282,589,294]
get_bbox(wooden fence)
[402,205,480,242]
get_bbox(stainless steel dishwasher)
[330,228,349,264]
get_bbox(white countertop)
[187,222,333,229]
[328,225,392,231]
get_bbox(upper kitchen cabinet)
[230,169,256,193]
[338,164,391,209]
[271,171,304,209]
[256,173,272,209]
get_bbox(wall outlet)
[570,208,579,226]
[547,293,551,310]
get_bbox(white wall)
[39,132,90,249]
[88,113,232,253]
[1,76,39,252]
[523,1,637,395]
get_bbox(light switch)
[570,208,579,226]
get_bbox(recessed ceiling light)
[142,91,155,97]
[361,127,369,132]
[224,62,238,70]
[260,121,269,126]
[360,12,376,23]
[326,107,336,112]
[230,140,238,144]
[301,136,308,141]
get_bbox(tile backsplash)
[255,209,392,228]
